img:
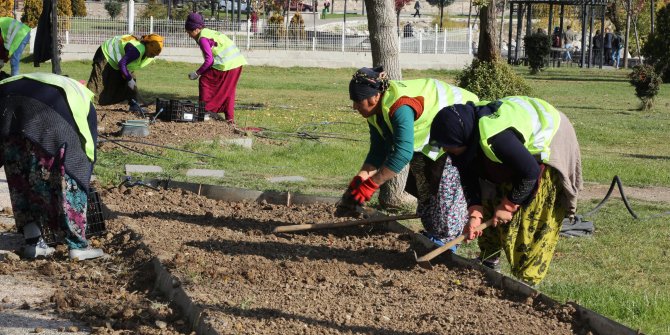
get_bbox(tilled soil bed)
[95,104,242,153]
[102,186,588,335]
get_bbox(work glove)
[350,178,379,205]
[492,197,519,227]
[334,176,365,218]
[463,205,484,241]
[188,71,200,80]
[127,78,137,91]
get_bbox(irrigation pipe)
[104,139,167,160]
[582,175,670,220]
[98,137,216,158]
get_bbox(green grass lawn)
[20,61,670,333]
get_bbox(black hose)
[583,175,670,220]
[98,136,216,158]
[105,139,167,160]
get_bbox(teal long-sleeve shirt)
[364,105,415,173]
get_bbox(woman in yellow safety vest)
[0,73,106,260]
[0,17,31,76]
[429,97,583,285]
[185,12,247,124]
[86,34,164,107]
[341,66,479,249]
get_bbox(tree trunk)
[439,4,444,29]
[364,0,412,208]
[477,0,499,62]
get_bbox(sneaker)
[23,243,56,259]
[422,232,457,252]
[477,256,501,272]
[69,247,106,261]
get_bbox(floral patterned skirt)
[2,136,89,249]
[411,154,468,242]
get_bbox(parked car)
[289,1,314,11]
[219,0,248,12]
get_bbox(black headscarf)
[430,101,499,169]
[348,66,390,102]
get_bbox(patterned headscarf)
[348,67,390,102]
[141,34,164,58]
[185,12,206,31]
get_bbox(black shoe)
[477,256,501,272]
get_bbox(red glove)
[493,197,519,227]
[348,176,364,190]
[350,178,379,205]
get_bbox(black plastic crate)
[156,99,206,122]
[41,187,107,246]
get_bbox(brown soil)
[0,214,191,334]
[101,186,590,334]
[95,104,243,153]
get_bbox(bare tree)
[364,0,414,208]
[478,0,499,61]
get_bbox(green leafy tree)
[0,0,14,17]
[72,0,88,17]
[523,31,551,74]
[426,0,455,29]
[21,0,42,28]
[105,1,123,19]
[642,3,670,81]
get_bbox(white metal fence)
[59,17,472,54]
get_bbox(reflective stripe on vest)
[0,18,30,57]
[199,28,247,71]
[102,36,152,71]
[478,96,560,163]
[0,73,96,162]
[367,79,479,161]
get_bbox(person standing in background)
[413,0,422,17]
[0,17,31,76]
[185,12,247,124]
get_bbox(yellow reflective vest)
[0,18,30,57]
[198,28,247,71]
[102,35,154,71]
[0,73,96,161]
[477,96,561,163]
[367,79,479,160]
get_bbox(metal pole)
[588,5,594,68]
[507,2,513,63]
[624,0,631,68]
[580,3,587,67]
[434,24,438,54]
[128,0,135,34]
[599,6,605,69]
[51,0,61,74]
[237,0,241,27]
[558,4,564,67]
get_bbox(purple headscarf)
[185,12,206,31]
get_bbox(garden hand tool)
[415,219,492,270]
[272,213,419,234]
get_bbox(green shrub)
[140,2,168,19]
[0,0,14,17]
[455,59,531,100]
[628,64,662,111]
[21,0,42,27]
[642,4,670,82]
[523,32,551,74]
[71,0,87,17]
[105,1,123,19]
